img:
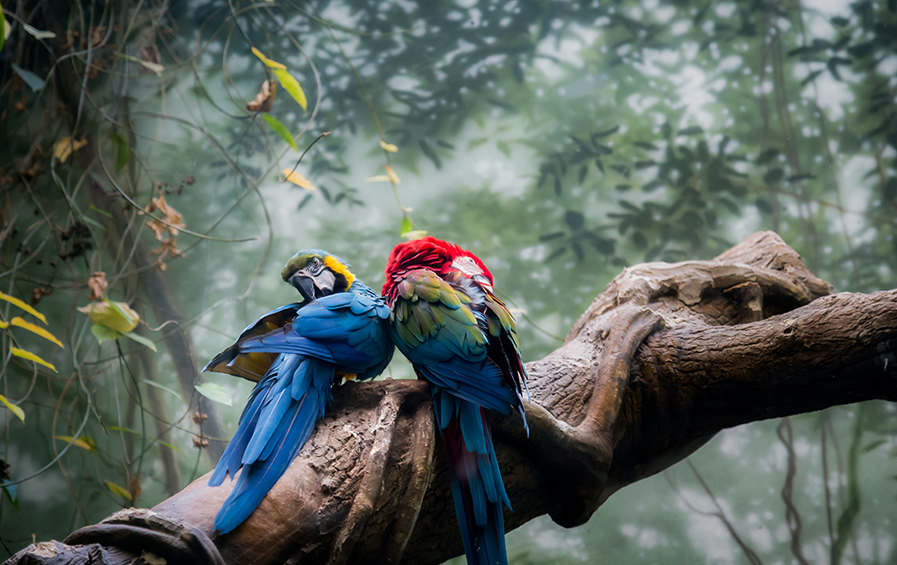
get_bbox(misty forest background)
[1,0,896,563]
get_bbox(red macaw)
[204,250,394,534]
[383,236,528,565]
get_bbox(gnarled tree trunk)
[6,232,897,565]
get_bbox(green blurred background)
[0,0,895,562]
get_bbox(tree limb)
[6,232,896,565]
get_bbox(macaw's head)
[281,249,356,302]
[383,236,494,297]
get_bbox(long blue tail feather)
[211,354,334,534]
[435,388,510,565]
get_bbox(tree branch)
[6,232,896,565]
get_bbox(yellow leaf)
[366,175,391,183]
[0,291,47,324]
[11,348,56,372]
[282,169,316,190]
[273,69,307,111]
[105,480,133,500]
[385,165,401,185]
[53,137,88,163]
[55,435,97,453]
[0,394,24,423]
[77,300,139,333]
[250,47,287,70]
[11,317,64,348]
[0,320,8,329]
[379,140,399,153]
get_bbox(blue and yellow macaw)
[204,250,394,534]
[383,236,528,565]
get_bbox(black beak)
[289,272,317,303]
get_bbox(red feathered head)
[383,236,493,298]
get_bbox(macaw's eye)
[306,257,322,273]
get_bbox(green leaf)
[112,132,130,172]
[81,215,106,230]
[0,394,24,423]
[800,69,824,86]
[21,23,55,39]
[90,205,113,218]
[400,216,413,236]
[142,379,181,401]
[565,210,584,230]
[592,126,620,139]
[91,324,123,344]
[662,122,672,140]
[262,114,298,152]
[124,332,157,352]
[863,439,886,452]
[273,69,307,111]
[756,148,780,165]
[195,382,233,406]
[678,126,704,136]
[496,140,511,157]
[155,440,183,454]
[418,139,441,169]
[108,426,139,434]
[1,480,18,510]
[763,168,784,184]
[105,480,132,500]
[468,138,488,151]
[0,5,8,54]
[116,53,163,76]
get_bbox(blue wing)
[238,292,393,378]
[209,291,394,534]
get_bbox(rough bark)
[6,232,896,565]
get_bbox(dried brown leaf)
[31,287,52,306]
[142,195,185,241]
[87,272,108,300]
[247,80,276,113]
[129,475,142,501]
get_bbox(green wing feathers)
[390,270,486,355]
[484,293,521,350]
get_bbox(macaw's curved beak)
[289,269,337,302]
[289,272,317,302]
